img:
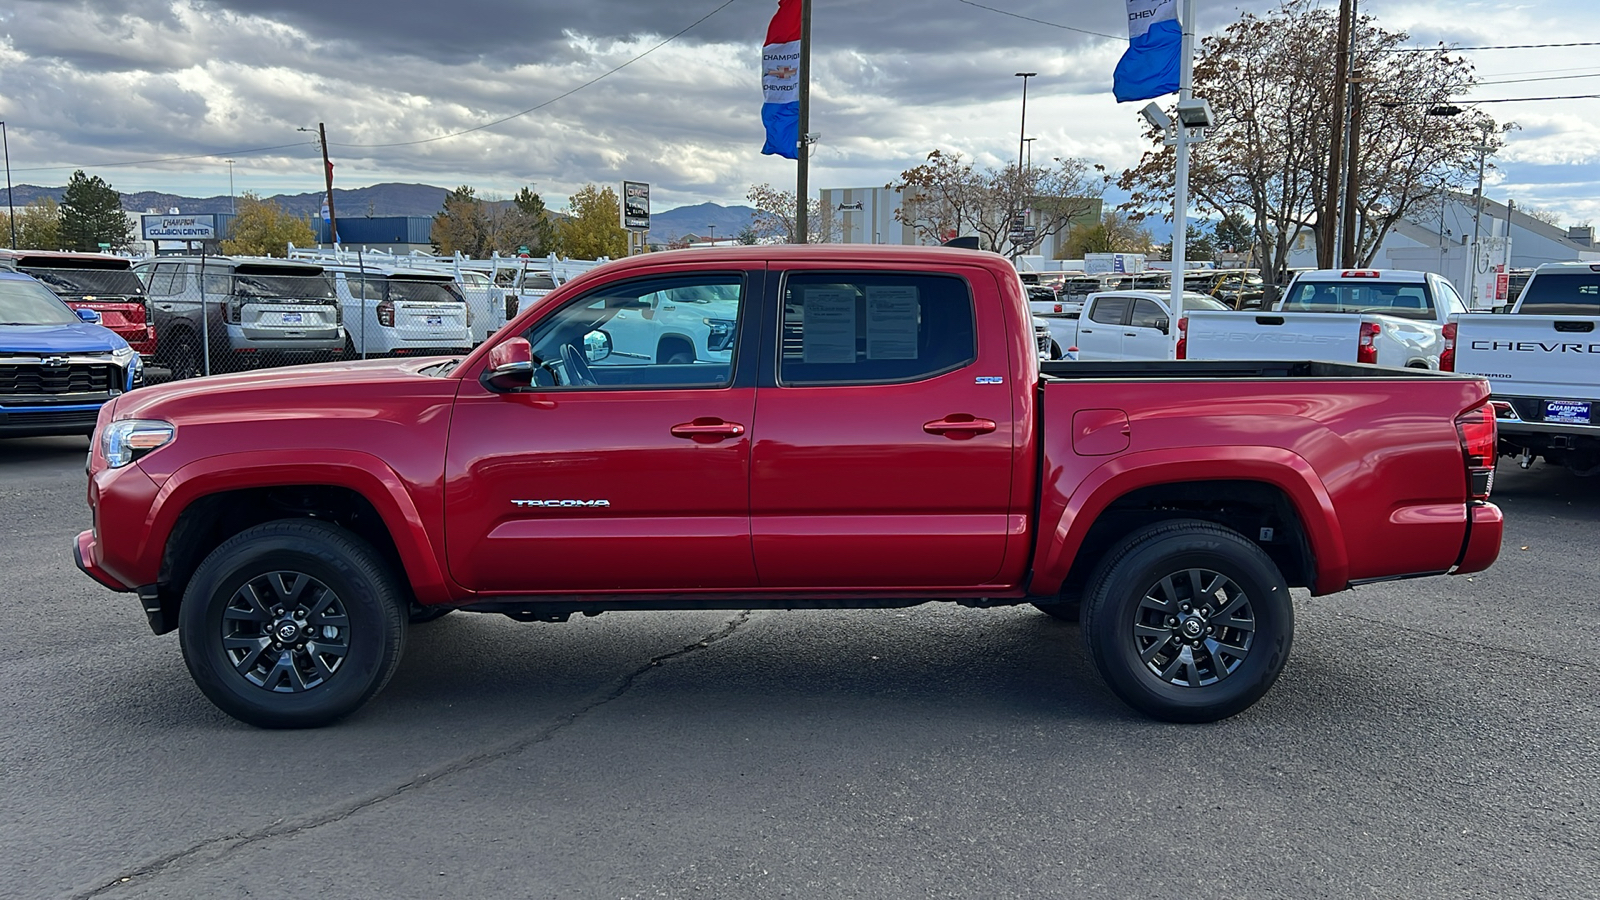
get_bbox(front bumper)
[74,529,130,591]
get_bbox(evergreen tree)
[58,170,133,251]
[430,186,489,257]
[510,187,557,256]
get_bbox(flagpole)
[795,0,812,244]
[1169,0,1195,350]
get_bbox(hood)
[0,321,128,355]
[112,355,453,420]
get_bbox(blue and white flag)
[1113,0,1181,103]
[760,0,801,159]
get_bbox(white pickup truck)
[1064,290,1230,360]
[1446,261,1600,475]
[1183,269,1468,369]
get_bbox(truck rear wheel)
[178,519,406,728]
[1081,520,1292,723]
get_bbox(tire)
[658,339,694,365]
[1081,519,1292,723]
[165,334,201,380]
[178,519,407,728]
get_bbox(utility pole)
[1,121,15,250]
[1168,0,1196,337]
[795,0,812,244]
[1340,68,1363,267]
[1322,0,1354,268]
[1014,72,1037,173]
[318,123,338,246]
[1468,122,1492,306]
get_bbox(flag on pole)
[761,0,802,159]
[1113,0,1181,103]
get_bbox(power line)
[1476,72,1600,87]
[1455,94,1600,104]
[952,0,1125,41]
[11,140,318,174]
[1386,40,1600,52]
[331,0,742,149]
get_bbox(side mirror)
[77,308,103,325]
[481,337,533,392]
[1155,318,1170,334]
[584,330,612,362]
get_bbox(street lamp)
[1014,72,1037,173]
[0,121,14,250]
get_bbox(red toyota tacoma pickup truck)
[75,245,1504,728]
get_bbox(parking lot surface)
[3,435,1596,898]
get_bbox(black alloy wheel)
[166,335,201,380]
[179,519,406,728]
[1082,520,1292,723]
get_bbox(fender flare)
[143,449,455,604]
[1027,446,1350,597]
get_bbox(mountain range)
[3,182,757,243]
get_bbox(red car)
[75,245,1503,728]
[0,250,156,357]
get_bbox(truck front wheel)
[1081,520,1292,723]
[178,520,407,728]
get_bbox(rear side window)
[1518,272,1600,315]
[780,272,975,386]
[1088,296,1132,325]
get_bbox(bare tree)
[746,183,839,243]
[1119,0,1494,275]
[890,150,1103,257]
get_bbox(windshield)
[387,280,462,303]
[1517,272,1600,315]
[20,266,145,297]
[230,273,337,300]
[0,278,83,325]
[1281,280,1435,320]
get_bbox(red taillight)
[1440,322,1457,371]
[1176,316,1189,360]
[1456,402,1497,499]
[1341,270,1380,278]
[377,300,396,327]
[1357,321,1380,364]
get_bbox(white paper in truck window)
[801,288,857,363]
[865,286,919,360]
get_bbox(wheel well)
[152,485,410,632]
[656,334,693,360]
[1055,480,1314,600]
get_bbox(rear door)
[1074,294,1132,360]
[749,266,1017,588]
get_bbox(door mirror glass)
[583,330,612,362]
[482,337,533,392]
[1154,317,1170,334]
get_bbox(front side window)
[1129,299,1168,330]
[521,274,745,390]
[779,272,975,386]
[147,263,184,297]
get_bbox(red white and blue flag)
[760,0,801,159]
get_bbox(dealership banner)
[760,0,801,159]
[1114,0,1181,102]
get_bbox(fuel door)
[1072,408,1131,456]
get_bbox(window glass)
[201,272,232,296]
[343,274,385,301]
[1088,296,1132,325]
[1435,279,1468,315]
[19,267,144,296]
[1281,280,1436,320]
[1518,272,1600,314]
[388,279,462,303]
[521,274,743,390]
[1129,299,1168,330]
[148,263,184,296]
[779,273,976,386]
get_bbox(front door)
[750,268,1017,588]
[1123,297,1174,360]
[445,270,762,594]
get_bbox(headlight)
[101,419,174,469]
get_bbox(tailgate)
[1185,311,1361,362]
[1452,313,1600,401]
[396,301,469,335]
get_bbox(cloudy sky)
[1,0,1597,222]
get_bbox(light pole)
[1014,72,1037,173]
[225,158,235,214]
[0,121,15,250]
[1022,137,1037,171]
[707,224,716,245]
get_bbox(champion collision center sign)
[142,214,218,240]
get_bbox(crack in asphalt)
[72,610,754,900]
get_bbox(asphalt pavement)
[2,435,1596,899]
